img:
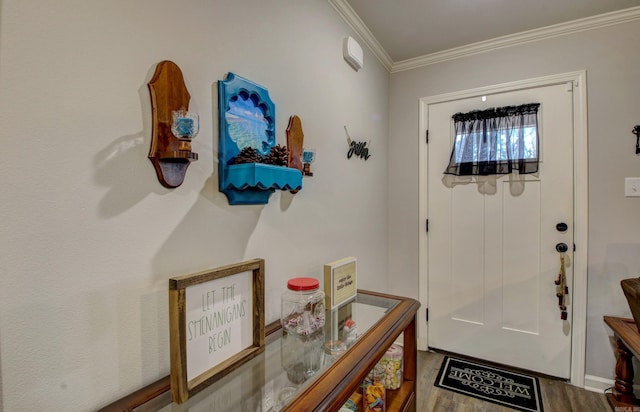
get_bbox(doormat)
[434,356,544,412]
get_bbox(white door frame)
[418,71,588,387]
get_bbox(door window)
[444,103,540,176]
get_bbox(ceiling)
[337,0,640,67]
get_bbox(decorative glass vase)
[171,110,199,151]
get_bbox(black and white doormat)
[434,356,544,412]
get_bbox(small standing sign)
[324,257,357,309]
[169,259,265,403]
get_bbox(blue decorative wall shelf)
[218,73,302,205]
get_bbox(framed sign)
[324,257,357,309]
[169,259,265,403]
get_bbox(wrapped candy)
[364,385,384,411]
[341,394,359,412]
[364,363,386,412]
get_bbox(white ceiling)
[340,0,640,63]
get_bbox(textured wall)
[0,1,389,410]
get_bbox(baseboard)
[584,374,614,394]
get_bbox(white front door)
[426,83,574,378]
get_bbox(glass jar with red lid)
[281,277,326,380]
[281,277,325,336]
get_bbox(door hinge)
[425,219,429,233]
[565,81,574,92]
[426,307,429,323]
[426,130,429,144]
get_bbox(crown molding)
[328,1,640,74]
[392,6,640,73]
[328,0,394,71]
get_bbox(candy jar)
[379,344,403,390]
[342,318,358,347]
[281,277,326,378]
[281,277,325,336]
[363,364,386,412]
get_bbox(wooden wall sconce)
[148,61,198,188]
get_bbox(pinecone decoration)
[263,144,289,166]
[234,147,263,164]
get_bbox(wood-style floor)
[416,351,611,411]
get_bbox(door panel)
[450,184,484,324]
[427,83,574,378]
[502,179,541,333]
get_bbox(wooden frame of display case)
[97,290,420,412]
[287,290,419,412]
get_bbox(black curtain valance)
[452,103,540,123]
[444,103,540,177]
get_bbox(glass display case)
[99,290,420,412]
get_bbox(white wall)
[388,20,640,382]
[0,1,389,410]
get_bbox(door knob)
[556,243,568,253]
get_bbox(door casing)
[418,71,588,387]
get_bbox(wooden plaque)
[324,257,357,309]
[169,259,265,403]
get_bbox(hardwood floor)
[415,351,611,411]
